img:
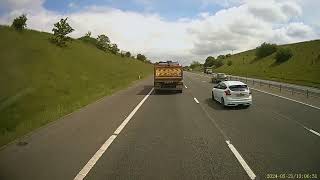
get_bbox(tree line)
[189,53,233,70]
[255,42,293,63]
[10,14,151,63]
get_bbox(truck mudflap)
[154,81,183,92]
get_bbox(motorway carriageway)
[0,71,319,180]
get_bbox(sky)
[0,0,319,65]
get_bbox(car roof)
[223,81,247,86]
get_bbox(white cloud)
[189,0,316,58]
[0,0,319,65]
[270,22,316,44]
[247,1,301,22]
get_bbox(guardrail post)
[306,90,309,98]
[260,81,262,86]
[268,83,270,88]
[253,80,254,85]
[292,88,294,95]
[280,84,282,92]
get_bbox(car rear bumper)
[224,98,252,106]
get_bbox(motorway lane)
[187,72,320,132]
[184,72,320,178]
[85,85,248,180]
[0,77,156,180]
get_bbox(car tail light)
[225,90,231,96]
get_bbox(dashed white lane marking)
[74,88,154,180]
[309,129,320,137]
[251,88,320,110]
[193,97,199,104]
[270,111,320,138]
[226,141,256,180]
[303,127,320,137]
[184,85,188,89]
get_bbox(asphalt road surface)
[0,72,319,180]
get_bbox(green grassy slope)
[215,40,320,88]
[0,26,152,146]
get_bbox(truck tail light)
[225,90,231,96]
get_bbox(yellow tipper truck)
[154,61,183,93]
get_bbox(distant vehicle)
[211,73,228,83]
[212,81,252,107]
[204,67,213,74]
[154,61,183,93]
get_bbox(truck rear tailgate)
[154,66,182,79]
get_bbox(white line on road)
[184,85,188,89]
[74,135,117,180]
[114,88,153,134]
[251,88,320,110]
[193,97,199,104]
[309,129,320,137]
[303,127,320,137]
[226,141,256,180]
[74,88,154,180]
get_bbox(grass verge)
[0,26,153,146]
[215,40,320,88]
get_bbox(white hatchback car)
[212,81,252,107]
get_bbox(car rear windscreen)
[229,85,248,91]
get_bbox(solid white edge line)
[74,88,154,180]
[226,141,256,180]
[184,85,188,89]
[193,97,199,104]
[114,88,153,135]
[250,88,320,110]
[74,135,117,180]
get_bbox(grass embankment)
[0,26,153,146]
[215,40,320,88]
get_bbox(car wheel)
[221,97,226,107]
[211,92,215,100]
[244,105,250,108]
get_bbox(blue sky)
[43,0,225,20]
